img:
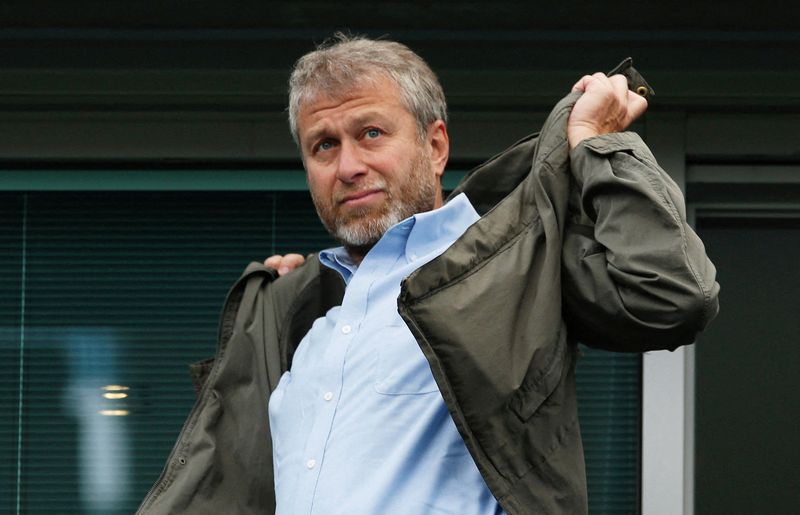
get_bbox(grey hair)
[288,33,448,144]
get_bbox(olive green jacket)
[137,92,719,515]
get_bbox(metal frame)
[640,112,694,515]
[641,106,800,514]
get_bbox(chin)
[334,213,398,247]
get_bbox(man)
[138,35,719,515]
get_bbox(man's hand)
[264,253,306,276]
[567,72,648,149]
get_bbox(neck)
[344,243,374,265]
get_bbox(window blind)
[576,346,640,513]
[1,190,639,514]
[1,194,25,514]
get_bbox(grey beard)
[312,148,439,251]
[332,203,407,247]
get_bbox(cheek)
[371,151,409,183]
[306,171,332,199]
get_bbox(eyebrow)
[303,110,393,146]
[303,126,330,148]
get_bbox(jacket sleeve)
[561,131,719,352]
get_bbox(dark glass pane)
[695,217,800,514]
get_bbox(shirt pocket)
[373,323,440,395]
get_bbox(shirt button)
[410,254,418,262]
[341,324,352,334]
[306,459,317,469]
[323,391,334,401]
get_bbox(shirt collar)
[319,192,479,282]
[403,193,479,264]
[319,246,359,284]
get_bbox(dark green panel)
[0,194,23,513]
[695,217,800,514]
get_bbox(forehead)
[297,79,409,134]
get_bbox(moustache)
[334,182,388,204]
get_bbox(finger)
[624,90,648,126]
[281,253,306,273]
[574,72,616,94]
[609,75,630,118]
[275,254,305,276]
[264,255,284,268]
[608,74,629,99]
[590,71,611,87]
[571,75,593,93]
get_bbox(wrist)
[567,126,600,149]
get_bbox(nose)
[335,140,367,183]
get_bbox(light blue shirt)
[269,193,505,515]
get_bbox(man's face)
[297,79,448,251]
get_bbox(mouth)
[339,188,384,207]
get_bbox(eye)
[365,128,382,139]
[316,139,335,153]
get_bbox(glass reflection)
[65,329,130,513]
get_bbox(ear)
[426,120,449,179]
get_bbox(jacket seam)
[447,133,540,202]
[398,307,513,504]
[514,324,566,398]
[629,150,713,329]
[405,216,540,304]
[276,272,326,372]
[497,416,582,510]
